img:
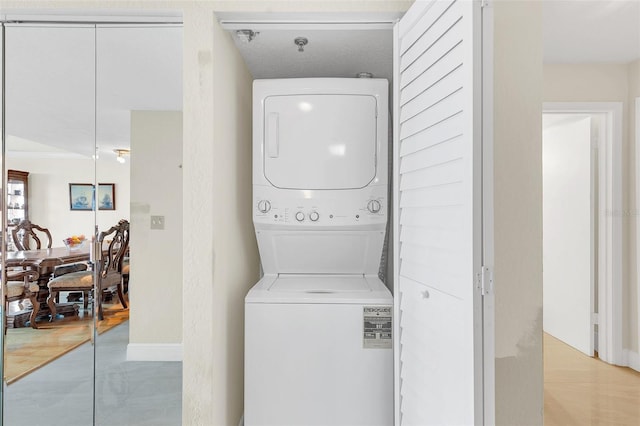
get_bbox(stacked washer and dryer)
[245,78,392,425]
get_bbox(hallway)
[544,333,640,425]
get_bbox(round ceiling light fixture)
[114,148,130,164]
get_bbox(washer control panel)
[254,186,386,226]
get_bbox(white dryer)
[245,78,392,426]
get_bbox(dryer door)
[263,94,377,190]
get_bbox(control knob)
[309,211,320,222]
[257,200,271,213]
[367,199,382,214]
[295,211,305,222]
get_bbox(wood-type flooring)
[545,333,640,425]
[4,303,128,384]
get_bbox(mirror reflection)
[2,22,182,425]
[3,24,97,426]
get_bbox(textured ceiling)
[227,27,393,83]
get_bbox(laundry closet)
[213,1,492,424]
[217,16,397,290]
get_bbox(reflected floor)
[4,321,182,426]
[5,303,129,384]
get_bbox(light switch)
[150,215,165,230]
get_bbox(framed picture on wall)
[97,183,116,210]
[69,183,94,211]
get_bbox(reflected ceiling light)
[114,148,130,164]
[328,144,346,156]
[298,101,313,112]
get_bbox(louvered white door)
[393,1,487,425]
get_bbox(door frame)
[634,97,640,371]
[543,102,623,365]
[481,1,495,423]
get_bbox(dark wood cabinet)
[7,169,28,225]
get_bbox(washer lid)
[263,94,378,190]
[246,274,392,304]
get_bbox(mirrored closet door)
[2,23,98,426]
[93,24,182,425]
[1,20,182,425]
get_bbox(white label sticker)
[363,306,392,349]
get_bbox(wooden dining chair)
[122,256,130,294]
[11,219,53,251]
[52,262,90,308]
[47,219,130,321]
[4,261,40,330]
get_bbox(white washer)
[246,78,392,426]
[246,275,392,425]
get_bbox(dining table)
[6,245,92,328]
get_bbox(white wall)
[128,110,183,358]
[630,60,640,365]
[182,9,258,425]
[493,1,543,424]
[6,156,130,245]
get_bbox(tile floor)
[3,321,182,426]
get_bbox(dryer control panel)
[253,185,387,228]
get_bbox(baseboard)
[625,349,640,372]
[126,343,183,361]
[623,349,640,372]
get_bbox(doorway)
[542,102,623,365]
